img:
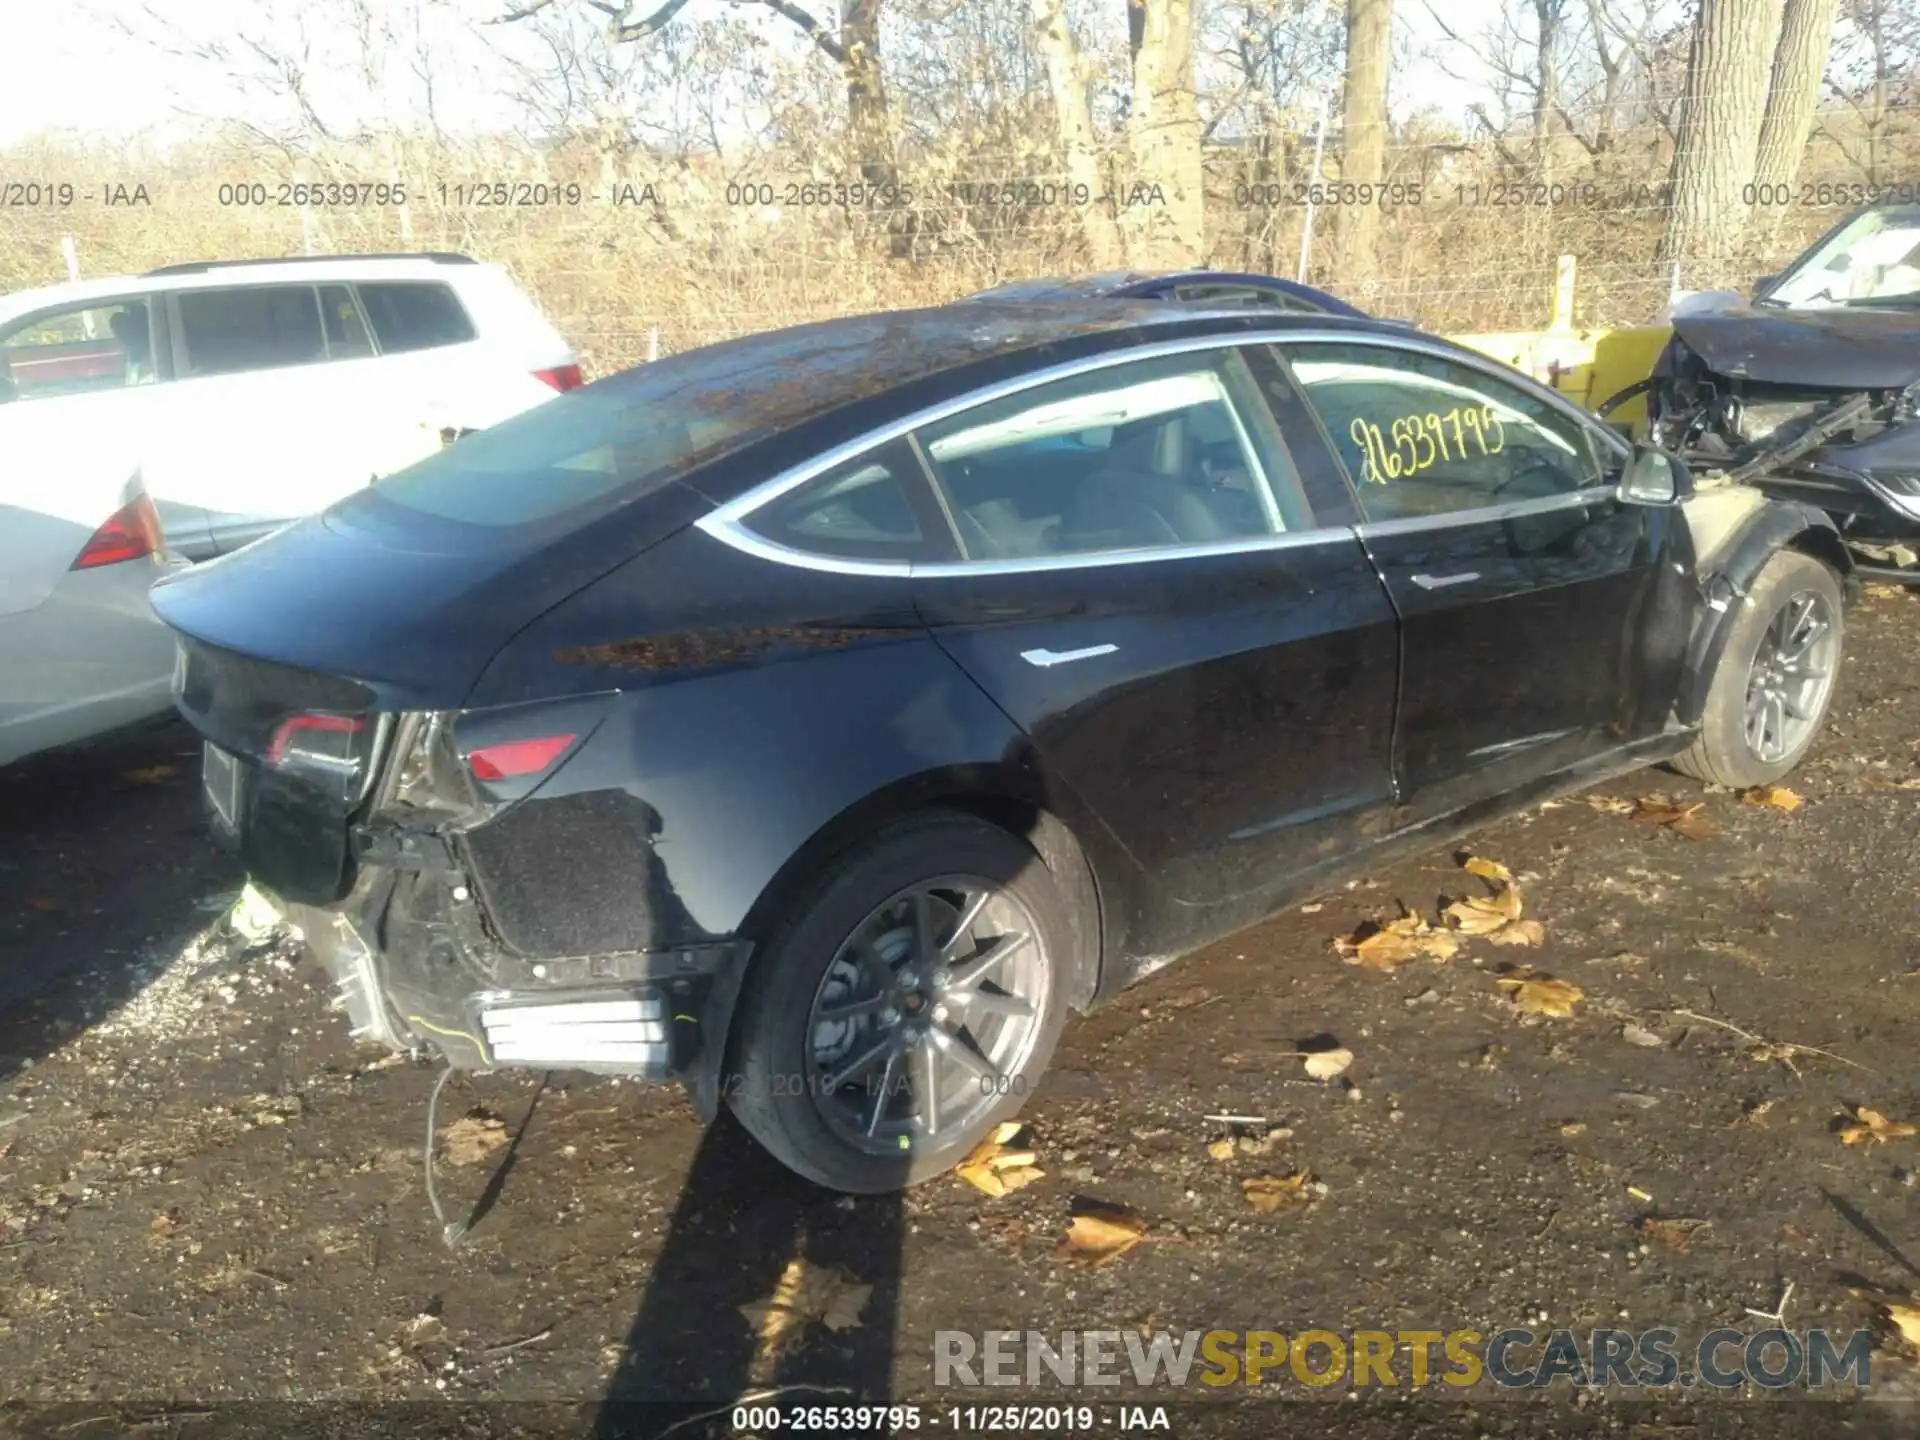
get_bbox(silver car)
[0,472,181,766]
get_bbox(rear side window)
[176,286,326,377]
[741,441,955,563]
[356,282,476,353]
[318,284,374,360]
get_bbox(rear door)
[906,342,1400,934]
[1274,336,1661,823]
[355,275,561,439]
[150,282,395,553]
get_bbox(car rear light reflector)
[71,493,162,569]
[267,712,367,769]
[467,733,575,781]
[533,363,584,392]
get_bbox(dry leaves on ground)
[1837,1105,1917,1147]
[1884,1301,1920,1349]
[1584,794,1637,815]
[1496,967,1584,1018]
[122,764,177,786]
[1333,909,1460,970]
[440,1111,509,1166]
[1301,1046,1354,1081]
[955,1121,1044,1197]
[738,1258,872,1354]
[1241,1173,1312,1213]
[1739,784,1804,812]
[1445,856,1546,947]
[1629,796,1720,840]
[1639,1216,1711,1253]
[1055,1205,1150,1266]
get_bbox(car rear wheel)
[725,811,1071,1192]
[1674,549,1843,788]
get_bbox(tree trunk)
[840,0,892,187]
[1335,0,1392,287]
[1754,0,1838,198]
[1533,0,1565,176]
[1126,0,1205,268]
[1031,0,1125,268]
[1657,0,1785,271]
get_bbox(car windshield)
[1762,204,1920,310]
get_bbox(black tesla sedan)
[153,300,1851,1191]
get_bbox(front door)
[905,343,1401,947]
[1274,337,1663,823]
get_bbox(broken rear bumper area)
[271,864,753,1095]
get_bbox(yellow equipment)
[1445,256,1673,438]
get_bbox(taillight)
[467,734,576,781]
[71,493,162,569]
[533,363,584,393]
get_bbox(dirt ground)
[2,592,1918,1440]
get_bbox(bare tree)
[1335,0,1392,284]
[1031,0,1125,266]
[1126,0,1205,265]
[1753,0,1840,197]
[1657,0,1785,270]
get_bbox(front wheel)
[1675,549,1844,788]
[725,812,1072,1193]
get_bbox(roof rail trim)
[142,252,477,277]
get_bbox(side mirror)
[1751,272,1778,299]
[1618,443,1692,505]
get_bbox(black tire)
[1674,549,1844,788]
[725,810,1072,1193]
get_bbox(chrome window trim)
[1353,484,1620,540]
[695,325,1628,578]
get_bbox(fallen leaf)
[1739,784,1803,812]
[955,1122,1044,1197]
[1584,794,1637,814]
[440,1111,509,1166]
[1837,1106,1917,1147]
[1334,911,1458,970]
[1487,918,1547,947]
[1055,1206,1148,1265]
[1558,1122,1587,1136]
[148,1210,180,1240]
[1241,1173,1312,1212]
[1630,797,1720,840]
[1621,1023,1665,1048]
[1885,1302,1920,1349]
[1302,1046,1354,1081]
[738,1258,872,1354]
[1496,968,1584,1018]
[1640,1216,1711,1253]
[122,764,177,786]
[1205,1138,1235,1162]
[1462,855,1514,885]
[1445,858,1543,946]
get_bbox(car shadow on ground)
[0,717,239,1085]
[591,1110,907,1438]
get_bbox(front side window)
[176,285,326,377]
[913,348,1309,561]
[355,281,477,353]
[0,299,158,401]
[742,440,952,563]
[1279,341,1604,523]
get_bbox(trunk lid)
[152,482,713,903]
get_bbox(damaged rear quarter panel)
[453,524,1039,958]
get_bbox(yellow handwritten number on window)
[1349,405,1504,484]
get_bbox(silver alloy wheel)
[1743,588,1838,765]
[804,876,1049,1156]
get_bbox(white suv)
[0,253,580,560]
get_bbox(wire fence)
[2,107,1916,374]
